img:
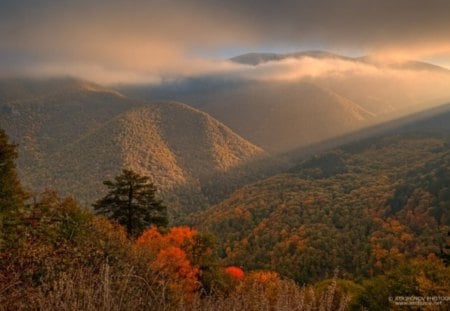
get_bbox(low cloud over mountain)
[1,1,450,83]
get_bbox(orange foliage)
[136,226,162,250]
[370,218,415,271]
[242,271,281,305]
[152,246,198,280]
[224,266,245,281]
[303,195,315,205]
[248,271,280,284]
[136,226,201,300]
[166,226,197,246]
[151,246,199,297]
[136,226,197,254]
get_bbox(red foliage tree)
[151,246,199,299]
[224,266,245,281]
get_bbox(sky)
[1,0,450,84]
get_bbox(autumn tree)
[151,246,200,301]
[136,226,226,296]
[93,169,168,237]
[0,128,26,249]
[0,129,25,214]
[224,266,245,282]
[136,227,200,300]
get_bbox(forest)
[2,0,450,309]
[0,128,346,310]
[190,131,450,309]
[1,125,450,310]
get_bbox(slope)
[123,51,450,154]
[0,78,136,169]
[229,50,352,65]
[195,81,375,153]
[126,80,374,153]
[0,78,267,218]
[190,106,450,283]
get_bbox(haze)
[1,0,450,84]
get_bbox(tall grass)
[1,263,348,311]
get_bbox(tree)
[0,128,25,213]
[137,226,226,296]
[224,266,244,281]
[151,246,200,301]
[0,128,26,249]
[93,169,168,237]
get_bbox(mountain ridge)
[0,78,267,218]
[230,50,450,73]
[230,50,354,66]
[190,107,450,282]
[123,51,450,154]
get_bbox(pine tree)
[93,169,168,237]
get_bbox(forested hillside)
[0,78,271,219]
[123,52,450,153]
[193,134,449,280]
[0,128,351,311]
[2,95,450,310]
[191,110,450,308]
[2,0,450,309]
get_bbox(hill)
[124,80,375,153]
[231,50,450,73]
[122,51,450,154]
[0,78,267,219]
[230,50,352,65]
[193,81,375,153]
[0,78,136,170]
[190,108,450,283]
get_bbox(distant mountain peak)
[229,50,449,73]
[229,50,351,65]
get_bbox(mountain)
[191,81,375,153]
[230,50,450,73]
[229,50,352,65]
[123,79,375,153]
[230,51,352,66]
[0,78,136,170]
[0,78,267,218]
[0,77,113,102]
[190,106,450,283]
[230,51,450,118]
[122,51,450,154]
[356,56,450,73]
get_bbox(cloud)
[238,57,382,81]
[0,0,257,73]
[17,58,244,85]
[1,0,450,83]
[14,53,450,91]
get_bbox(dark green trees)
[0,129,26,247]
[93,169,168,237]
[0,129,25,213]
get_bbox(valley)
[2,1,450,309]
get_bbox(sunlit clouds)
[1,0,450,84]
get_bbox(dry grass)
[1,263,348,311]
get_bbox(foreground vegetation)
[2,125,450,310]
[0,194,347,310]
[191,133,450,309]
[0,128,348,310]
